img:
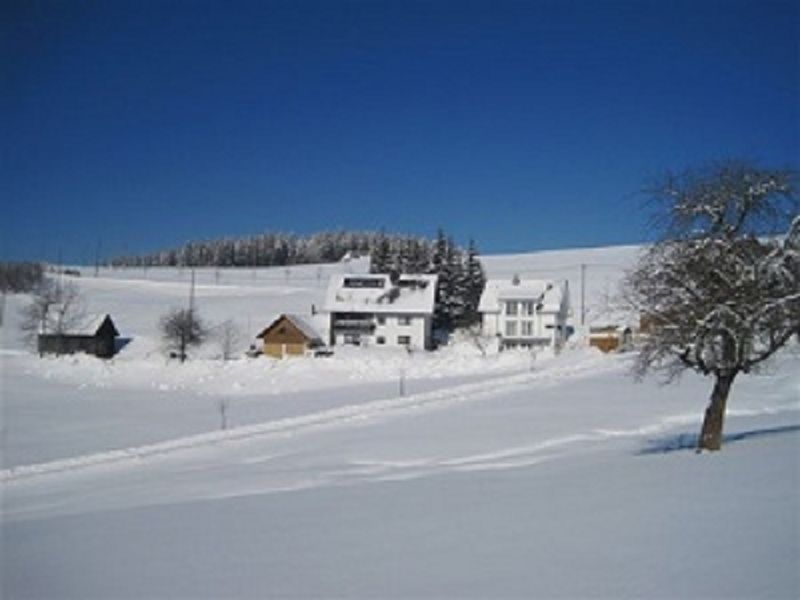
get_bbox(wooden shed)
[38,314,120,358]
[589,325,632,353]
[256,314,324,358]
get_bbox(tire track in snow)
[1,355,621,484]
[337,403,800,484]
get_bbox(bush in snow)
[160,308,207,363]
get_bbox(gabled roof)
[40,313,119,337]
[257,314,323,342]
[479,278,568,314]
[324,273,438,315]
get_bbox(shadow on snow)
[637,424,800,455]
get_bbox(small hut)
[38,314,120,358]
[256,314,325,358]
[589,325,633,353]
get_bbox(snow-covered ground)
[2,245,798,599]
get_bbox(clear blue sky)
[2,0,798,263]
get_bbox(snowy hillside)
[2,244,798,599]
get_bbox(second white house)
[479,275,571,350]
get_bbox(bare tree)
[19,280,86,350]
[214,319,243,361]
[624,161,799,451]
[160,308,206,363]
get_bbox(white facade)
[324,273,437,351]
[479,277,570,350]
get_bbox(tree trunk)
[697,372,737,452]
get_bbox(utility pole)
[189,268,196,313]
[580,263,586,326]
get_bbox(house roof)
[257,314,323,342]
[479,278,568,314]
[324,273,438,315]
[40,313,119,337]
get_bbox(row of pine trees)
[110,231,386,268]
[110,229,486,332]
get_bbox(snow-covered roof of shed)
[479,278,567,313]
[324,273,438,314]
[40,313,118,336]
[257,314,324,342]
[284,314,323,341]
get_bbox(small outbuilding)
[589,325,633,353]
[38,314,120,358]
[256,314,325,358]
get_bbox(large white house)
[479,276,571,350]
[324,273,438,350]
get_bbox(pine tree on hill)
[463,238,486,327]
[369,231,391,274]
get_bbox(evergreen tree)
[463,239,486,327]
[370,231,391,273]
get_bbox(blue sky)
[2,0,798,263]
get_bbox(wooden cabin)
[589,325,633,353]
[38,314,120,358]
[256,314,325,358]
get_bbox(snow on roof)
[40,313,118,336]
[257,314,324,341]
[284,314,323,341]
[479,277,568,314]
[324,273,438,315]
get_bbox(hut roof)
[40,313,119,337]
[257,314,323,342]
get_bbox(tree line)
[110,228,488,331]
[109,230,406,268]
[0,261,45,293]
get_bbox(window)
[506,301,518,316]
[398,316,412,326]
[398,335,411,345]
[343,333,361,345]
[505,321,517,336]
[376,316,386,325]
[376,336,386,345]
[521,321,534,336]
[522,301,535,316]
[398,279,428,289]
[343,277,385,289]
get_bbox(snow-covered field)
[2,246,798,599]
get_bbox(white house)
[324,273,438,350]
[479,276,571,350]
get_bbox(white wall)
[331,313,431,350]
[373,314,428,350]
[482,304,567,348]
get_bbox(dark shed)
[38,314,120,358]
